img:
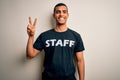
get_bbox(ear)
[67,13,69,18]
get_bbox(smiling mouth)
[58,17,65,21]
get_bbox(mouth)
[58,17,65,21]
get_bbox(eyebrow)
[55,10,68,12]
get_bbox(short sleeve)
[74,34,85,52]
[33,34,44,51]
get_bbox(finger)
[27,25,31,30]
[33,18,37,27]
[27,25,30,29]
[27,29,30,32]
[29,17,32,25]
[27,26,31,32]
[27,26,30,30]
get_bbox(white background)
[0,0,120,80]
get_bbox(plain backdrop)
[0,0,120,80]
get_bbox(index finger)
[29,17,32,25]
[33,18,37,27]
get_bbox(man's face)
[53,6,69,25]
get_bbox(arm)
[76,51,85,80]
[26,17,40,59]
[26,36,40,59]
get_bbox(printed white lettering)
[56,39,63,46]
[46,40,50,47]
[45,39,75,47]
[69,41,75,47]
[63,40,69,46]
[50,39,56,46]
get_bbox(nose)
[60,11,64,16]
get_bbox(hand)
[27,17,37,37]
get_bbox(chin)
[57,21,66,25]
[57,23,66,25]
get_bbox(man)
[26,3,85,80]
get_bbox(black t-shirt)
[33,28,85,78]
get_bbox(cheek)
[54,14,59,19]
[65,14,69,17]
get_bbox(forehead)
[55,6,67,11]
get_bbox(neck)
[54,24,68,32]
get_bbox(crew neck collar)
[53,28,69,33]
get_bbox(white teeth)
[59,17,64,20]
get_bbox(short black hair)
[54,3,68,13]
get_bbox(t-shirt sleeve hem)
[74,48,85,53]
[33,45,43,51]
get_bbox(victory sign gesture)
[27,17,37,37]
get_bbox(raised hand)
[27,17,37,37]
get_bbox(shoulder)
[36,29,54,39]
[68,28,81,37]
[40,29,54,36]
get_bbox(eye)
[55,10,61,14]
[63,10,67,14]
